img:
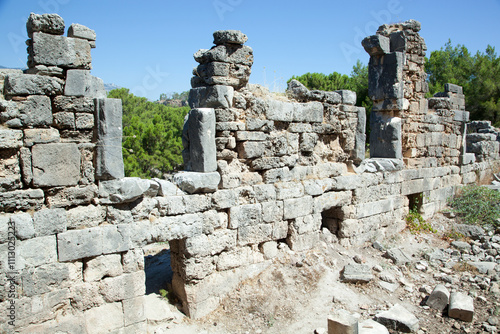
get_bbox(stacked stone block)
[466,121,500,162]
[1,14,500,332]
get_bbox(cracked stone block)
[182,108,217,172]
[32,143,81,187]
[64,70,105,97]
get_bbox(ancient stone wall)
[1,14,500,333]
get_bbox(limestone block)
[95,98,124,180]
[26,13,65,38]
[356,197,403,219]
[253,184,277,202]
[33,208,67,236]
[362,34,390,56]
[275,181,304,200]
[358,319,389,334]
[75,113,94,129]
[237,223,273,246]
[293,102,324,122]
[370,113,402,159]
[153,178,179,196]
[333,175,362,190]
[53,95,95,113]
[24,64,65,77]
[58,225,129,261]
[212,189,239,209]
[262,201,284,223]
[64,70,105,97]
[213,30,248,45]
[23,128,60,147]
[368,52,404,101]
[46,184,97,208]
[0,95,52,127]
[173,171,220,194]
[328,309,359,334]
[260,241,278,260]
[28,32,92,69]
[291,213,322,235]
[286,231,319,251]
[341,264,373,283]
[283,196,313,219]
[83,254,123,282]
[0,149,22,192]
[300,132,319,152]
[53,112,75,129]
[0,189,44,212]
[68,23,96,41]
[202,210,228,233]
[122,296,146,327]
[374,303,419,333]
[66,204,105,229]
[184,229,237,257]
[195,44,253,66]
[314,191,352,213]
[157,213,203,240]
[266,99,294,122]
[425,284,450,312]
[84,302,124,334]
[336,90,357,105]
[4,73,63,96]
[445,83,463,94]
[11,213,35,240]
[229,203,262,228]
[183,108,217,172]
[32,143,81,187]
[98,271,145,303]
[188,85,234,109]
[287,79,310,101]
[354,107,366,162]
[0,129,23,149]
[20,235,57,269]
[449,292,474,322]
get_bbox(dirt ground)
[149,212,500,334]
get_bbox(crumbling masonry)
[1,14,499,333]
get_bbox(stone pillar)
[362,20,428,159]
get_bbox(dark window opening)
[321,207,344,238]
[408,192,423,212]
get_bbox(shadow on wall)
[145,248,173,295]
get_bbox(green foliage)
[425,41,500,126]
[448,185,500,226]
[108,88,189,178]
[406,194,436,234]
[159,91,189,101]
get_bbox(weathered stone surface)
[368,52,404,101]
[66,204,105,229]
[32,143,81,187]
[24,64,64,77]
[341,264,373,283]
[238,141,266,159]
[0,189,44,212]
[194,44,253,66]
[182,108,217,172]
[95,98,124,180]
[19,235,58,268]
[188,85,234,109]
[327,310,359,334]
[370,113,402,158]
[314,191,352,213]
[468,261,497,274]
[84,302,124,334]
[26,13,65,38]
[4,73,64,96]
[99,177,151,204]
[336,90,357,105]
[293,102,324,122]
[284,196,313,219]
[449,292,474,322]
[173,171,220,194]
[385,248,412,265]
[28,32,92,69]
[213,30,248,45]
[58,225,129,261]
[84,254,123,282]
[0,129,23,149]
[68,23,96,41]
[358,319,389,334]
[23,128,60,147]
[11,213,35,240]
[33,208,67,236]
[445,83,463,94]
[64,70,105,97]
[0,149,22,191]
[425,284,450,311]
[53,95,94,113]
[287,79,310,101]
[0,95,52,127]
[453,224,485,240]
[46,184,97,208]
[374,304,419,333]
[229,203,262,228]
[362,34,390,56]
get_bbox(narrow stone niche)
[144,242,173,296]
[407,192,423,212]
[321,207,344,238]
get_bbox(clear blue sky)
[1,0,499,100]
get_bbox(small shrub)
[406,209,436,234]
[448,185,500,226]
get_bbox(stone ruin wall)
[0,14,499,333]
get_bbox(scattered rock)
[385,248,413,265]
[374,304,419,333]
[358,319,389,334]
[425,284,450,312]
[327,310,359,334]
[449,292,474,322]
[341,264,373,283]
